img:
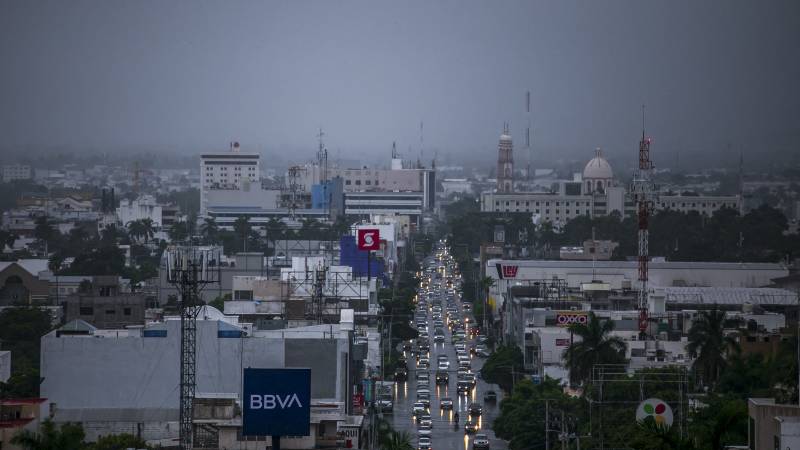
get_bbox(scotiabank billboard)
[357,229,380,251]
[555,311,588,327]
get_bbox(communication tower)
[317,128,328,183]
[285,166,303,219]
[166,247,221,450]
[629,106,657,333]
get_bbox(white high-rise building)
[200,142,260,217]
[2,164,32,182]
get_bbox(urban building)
[62,276,146,328]
[1,164,32,182]
[749,398,800,450]
[0,260,51,306]
[200,142,261,217]
[481,150,741,224]
[0,398,47,450]
[116,195,163,228]
[41,311,366,447]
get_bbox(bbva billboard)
[242,368,311,436]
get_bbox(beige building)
[749,398,800,450]
[481,150,740,223]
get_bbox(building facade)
[200,143,261,217]
[496,125,514,193]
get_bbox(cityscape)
[1,2,799,450]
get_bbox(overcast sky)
[1,0,798,167]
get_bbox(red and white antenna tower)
[630,105,657,334]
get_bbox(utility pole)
[545,399,549,450]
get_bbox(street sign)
[242,368,311,436]
[357,229,380,251]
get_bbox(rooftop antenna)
[420,121,424,165]
[630,104,657,336]
[526,91,532,180]
[317,128,327,183]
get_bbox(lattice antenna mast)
[526,91,532,180]
[317,128,328,183]
[286,166,302,219]
[630,105,657,334]
[166,247,221,450]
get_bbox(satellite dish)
[636,398,673,428]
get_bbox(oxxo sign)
[242,368,311,437]
[556,311,588,327]
[357,229,380,251]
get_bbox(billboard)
[242,368,311,436]
[357,229,380,251]
[555,311,589,327]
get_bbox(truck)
[376,381,395,412]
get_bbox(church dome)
[583,148,613,180]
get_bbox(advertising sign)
[555,311,589,327]
[357,229,380,251]
[242,368,311,436]
[495,263,519,279]
[636,398,674,428]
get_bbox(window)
[355,180,361,185]
[366,180,371,185]
[79,307,93,315]
[345,180,351,185]
[123,308,132,316]
[105,309,115,315]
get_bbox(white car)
[418,425,433,437]
[473,433,490,449]
[418,436,432,450]
[438,361,450,370]
[412,402,427,415]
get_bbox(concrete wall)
[40,320,347,416]
[0,350,9,383]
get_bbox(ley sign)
[242,368,311,436]
[357,229,381,251]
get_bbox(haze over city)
[1,0,798,167]
[1,2,800,450]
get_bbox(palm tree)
[562,312,627,386]
[687,305,739,389]
[139,218,156,244]
[11,419,85,450]
[381,431,414,450]
[200,217,220,244]
[127,219,156,244]
[233,216,251,251]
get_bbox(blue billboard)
[242,368,311,436]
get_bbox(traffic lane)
[392,343,506,449]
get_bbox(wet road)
[388,306,507,450]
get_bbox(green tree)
[126,218,156,244]
[10,419,85,450]
[380,430,413,450]
[481,345,524,393]
[493,378,580,450]
[0,307,53,398]
[168,221,190,243]
[33,216,58,252]
[200,217,220,244]
[686,306,739,389]
[562,312,627,386]
[91,433,150,450]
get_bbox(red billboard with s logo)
[357,229,380,251]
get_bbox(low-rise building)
[749,398,800,450]
[41,311,365,447]
[62,276,146,328]
[0,398,47,450]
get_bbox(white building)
[200,143,261,217]
[481,149,741,223]
[0,350,10,383]
[2,164,32,182]
[116,195,162,228]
